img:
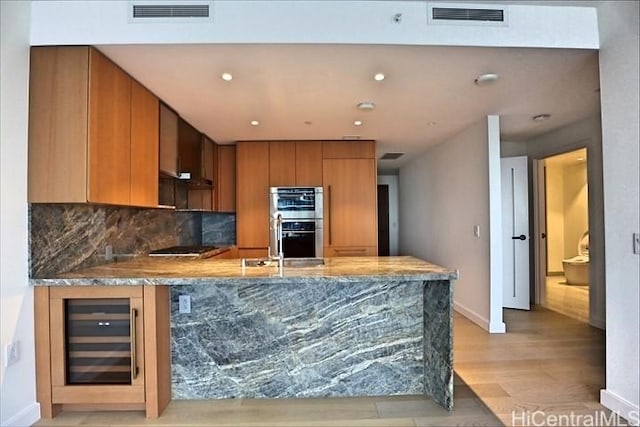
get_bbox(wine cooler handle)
[130,308,138,380]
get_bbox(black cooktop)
[148,246,219,257]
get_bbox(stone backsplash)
[29,204,236,278]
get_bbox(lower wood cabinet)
[35,286,171,419]
[323,246,377,257]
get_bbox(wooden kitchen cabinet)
[322,141,375,159]
[236,141,270,251]
[269,142,296,186]
[28,46,160,207]
[267,141,323,187]
[130,80,160,207]
[323,157,378,255]
[178,118,203,180]
[186,135,216,210]
[35,286,171,419]
[159,103,179,178]
[295,142,323,186]
[216,145,236,212]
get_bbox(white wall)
[0,1,39,426]
[29,1,598,49]
[377,175,399,256]
[399,117,504,332]
[545,163,566,272]
[563,162,588,258]
[597,1,640,421]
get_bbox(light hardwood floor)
[543,275,590,323]
[34,307,607,427]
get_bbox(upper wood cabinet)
[295,142,323,186]
[216,145,236,212]
[28,46,159,207]
[322,141,375,159]
[236,142,269,249]
[130,80,159,207]
[267,141,323,187]
[177,118,203,180]
[269,142,296,186]
[159,103,179,178]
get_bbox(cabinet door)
[323,158,378,249]
[48,286,145,404]
[28,46,89,203]
[203,136,215,182]
[295,142,323,186]
[159,103,178,177]
[269,141,296,186]
[178,119,201,179]
[87,49,132,205]
[236,142,269,247]
[322,141,375,159]
[130,80,159,207]
[216,145,236,212]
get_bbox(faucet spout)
[276,213,284,270]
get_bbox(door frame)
[533,159,547,305]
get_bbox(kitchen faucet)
[270,213,284,271]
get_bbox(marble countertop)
[30,256,457,286]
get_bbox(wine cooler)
[65,298,137,385]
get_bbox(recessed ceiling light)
[221,72,233,81]
[357,102,376,111]
[354,120,363,126]
[474,73,499,86]
[250,120,259,126]
[532,114,551,122]
[374,73,385,81]
[427,121,437,126]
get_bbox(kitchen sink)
[242,258,275,267]
[283,258,325,267]
[241,258,325,268]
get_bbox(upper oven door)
[270,187,323,219]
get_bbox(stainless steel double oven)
[269,187,323,258]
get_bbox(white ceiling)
[98,42,600,172]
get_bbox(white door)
[501,156,530,310]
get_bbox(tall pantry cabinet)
[28,46,159,207]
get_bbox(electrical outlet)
[5,341,20,367]
[633,233,640,255]
[473,225,481,238]
[179,295,191,314]
[105,244,113,261]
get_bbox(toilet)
[562,231,589,285]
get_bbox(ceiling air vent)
[427,3,508,26]
[380,152,405,160]
[129,2,213,21]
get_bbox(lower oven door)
[282,220,323,258]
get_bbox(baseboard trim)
[1,402,40,427]
[454,301,487,330]
[601,389,640,426]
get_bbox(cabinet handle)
[327,185,332,246]
[335,248,366,254]
[130,308,138,380]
